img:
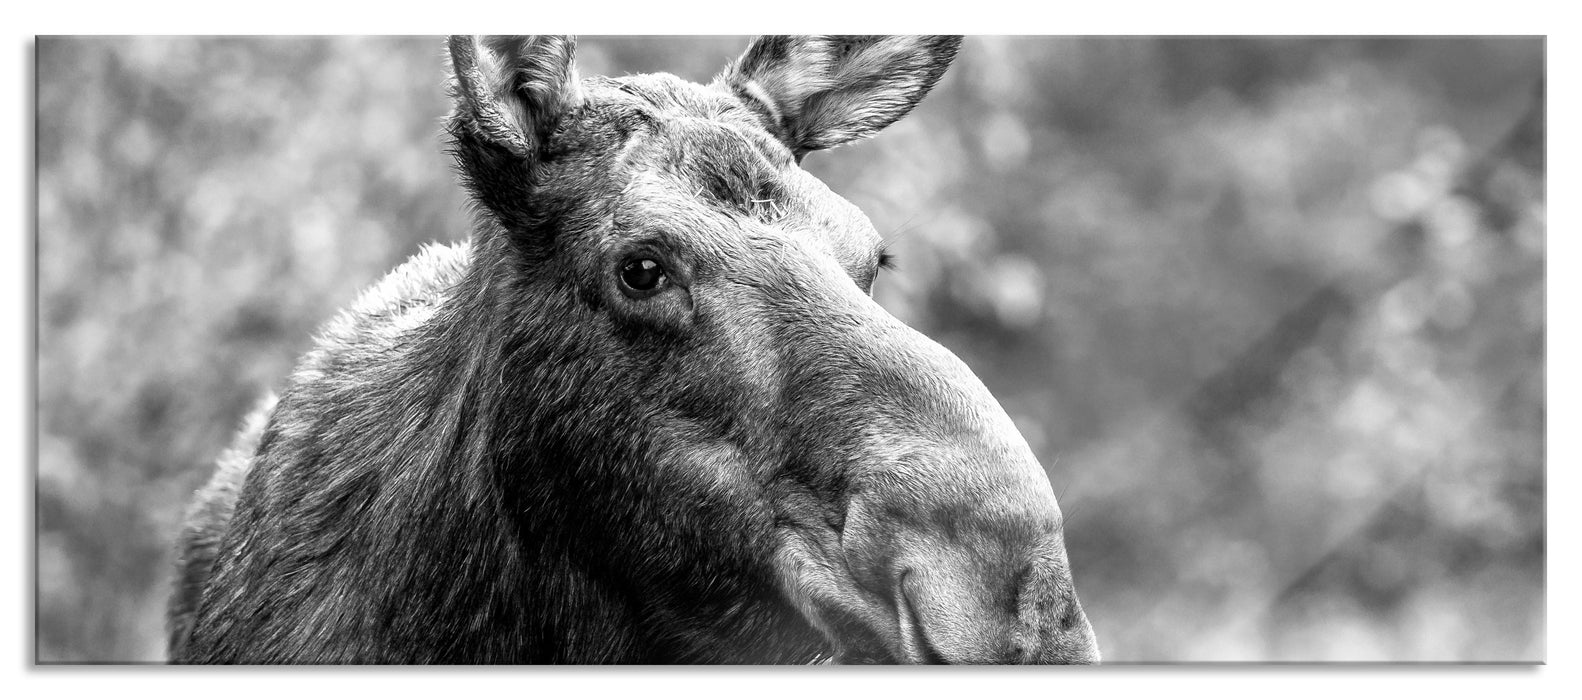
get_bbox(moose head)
[172,35,1099,665]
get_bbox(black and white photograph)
[27,24,1550,676]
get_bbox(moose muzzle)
[771,252,1099,664]
[838,478,1100,665]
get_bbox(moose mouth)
[808,539,1100,664]
[820,569,946,665]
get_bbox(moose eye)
[619,258,667,296]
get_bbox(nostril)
[895,570,945,664]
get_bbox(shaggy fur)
[169,35,1099,665]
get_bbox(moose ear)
[447,35,581,160]
[716,35,961,160]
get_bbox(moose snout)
[836,484,1100,665]
[880,542,1099,665]
[779,291,1098,664]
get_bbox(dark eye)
[619,258,667,296]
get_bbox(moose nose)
[792,295,1097,663]
[833,450,1100,664]
[886,548,1099,665]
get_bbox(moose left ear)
[716,35,962,160]
[447,35,581,161]
[446,35,580,236]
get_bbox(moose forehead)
[581,73,882,266]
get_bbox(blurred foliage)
[35,36,1543,662]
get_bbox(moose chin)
[168,35,1100,665]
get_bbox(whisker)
[882,210,926,246]
[876,211,932,273]
[1049,464,1082,542]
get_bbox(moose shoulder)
[169,35,1100,665]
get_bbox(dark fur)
[170,35,1098,665]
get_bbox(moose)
[168,35,1100,664]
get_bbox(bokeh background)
[35,36,1545,663]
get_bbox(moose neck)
[188,231,627,663]
[194,222,824,663]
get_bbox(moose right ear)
[446,35,581,162]
[717,35,961,161]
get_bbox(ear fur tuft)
[447,35,581,160]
